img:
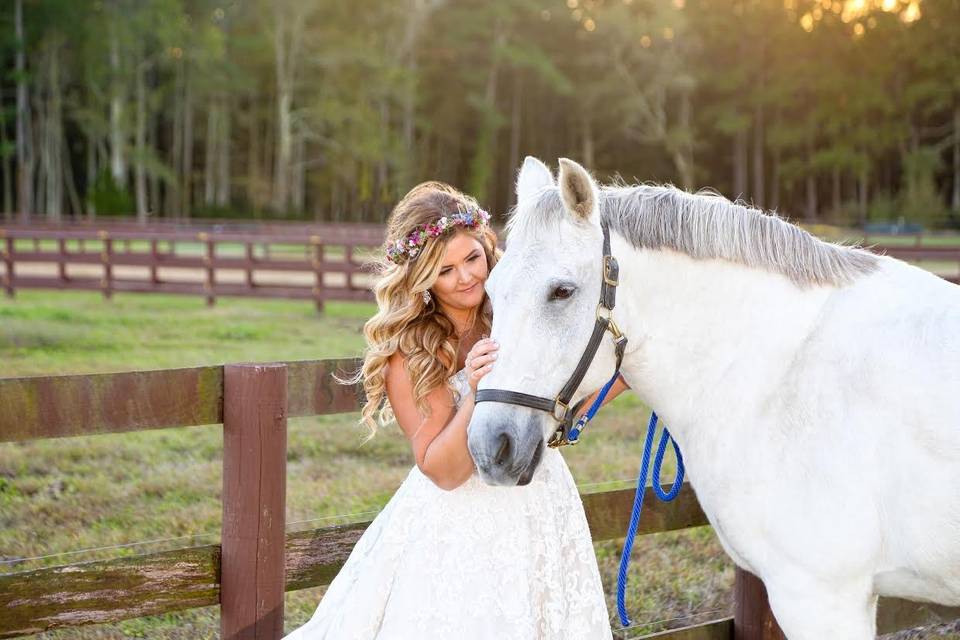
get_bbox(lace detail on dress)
[283,372,612,640]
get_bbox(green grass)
[0,290,955,639]
[0,290,370,376]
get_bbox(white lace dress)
[284,369,612,640]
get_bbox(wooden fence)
[1,360,958,639]
[0,222,386,311]
[2,222,959,314]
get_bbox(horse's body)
[467,157,960,638]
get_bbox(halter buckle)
[603,255,619,286]
[552,398,569,423]
[607,317,624,340]
[596,305,623,339]
[547,425,568,448]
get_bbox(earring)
[422,290,432,305]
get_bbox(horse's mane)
[509,182,879,288]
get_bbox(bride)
[284,180,624,639]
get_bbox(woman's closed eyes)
[439,251,481,276]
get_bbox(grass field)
[1,290,957,639]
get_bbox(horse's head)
[468,156,620,486]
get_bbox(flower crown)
[385,205,491,265]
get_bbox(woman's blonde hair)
[344,181,500,436]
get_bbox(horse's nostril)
[494,433,511,465]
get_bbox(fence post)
[734,568,786,640]
[246,241,255,290]
[1,230,13,298]
[221,363,287,640]
[150,238,160,286]
[310,235,324,314]
[99,230,113,300]
[58,237,68,285]
[199,232,216,307]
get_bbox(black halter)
[475,222,628,447]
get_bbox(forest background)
[1,0,959,229]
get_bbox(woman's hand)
[464,337,499,393]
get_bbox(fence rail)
[0,223,386,311]
[1,360,958,639]
[2,224,959,312]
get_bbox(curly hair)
[342,181,501,436]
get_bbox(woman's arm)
[576,373,631,419]
[385,353,476,491]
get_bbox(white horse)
[467,156,960,639]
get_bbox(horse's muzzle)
[468,411,545,486]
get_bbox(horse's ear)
[516,156,554,204]
[558,158,598,223]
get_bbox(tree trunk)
[509,70,522,206]
[329,176,337,222]
[770,107,782,211]
[377,98,389,204]
[401,57,417,193]
[109,27,126,187]
[204,96,218,206]
[468,25,505,205]
[263,89,274,210]
[752,100,765,208]
[168,61,183,217]
[272,86,291,214]
[397,0,448,194]
[181,66,194,218]
[291,126,305,213]
[832,166,841,216]
[216,97,231,207]
[0,83,12,218]
[733,127,748,200]
[135,60,148,221]
[246,95,259,209]
[858,166,869,227]
[148,105,159,218]
[15,0,34,220]
[805,135,818,222]
[271,5,303,215]
[43,42,63,221]
[771,146,781,212]
[672,85,695,191]
[86,129,97,218]
[63,136,82,217]
[806,173,818,222]
[953,102,959,214]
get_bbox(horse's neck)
[614,237,834,443]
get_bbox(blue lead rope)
[564,372,686,627]
[566,370,622,443]
[615,411,685,627]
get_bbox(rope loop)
[615,411,686,627]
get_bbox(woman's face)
[430,231,489,313]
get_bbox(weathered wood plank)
[286,358,365,418]
[0,358,365,442]
[221,364,287,640]
[582,483,708,540]
[877,597,960,634]
[283,523,368,591]
[0,545,220,638]
[631,618,733,640]
[0,486,701,638]
[3,521,958,638]
[0,366,223,442]
[734,569,784,640]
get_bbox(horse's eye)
[550,285,575,301]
